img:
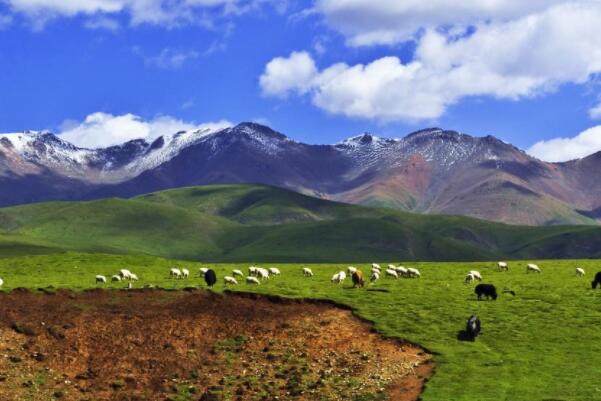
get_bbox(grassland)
[1,184,601,262]
[0,252,600,401]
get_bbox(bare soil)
[0,289,432,401]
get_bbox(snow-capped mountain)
[1,122,600,226]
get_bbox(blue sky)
[1,0,601,161]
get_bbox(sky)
[1,1,601,162]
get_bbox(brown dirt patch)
[0,289,431,401]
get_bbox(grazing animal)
[268,267,281,276]
[352,271,365,288]
[385,269,398,279]
[372,263,381,270]
[527,264,541,273]
[95,275,107,284]
[256,268,270,280]
[170,268,182,279]
[468,270,482,281]
[475,284,497,300]
[0,277,3,287]
[302,267,313,277]
[370,271,380,282]
[576,267,585,277]
[181,268,190,278]
[119,269,132,280]
[129,273,138,281]
[592,272,601,289]
[126,282,133,289]
[199,268,209,276]
[232,269,244,277]
[331,271,346,284]
[248,266,258,276]
[204,269,217,287]
[347,266,357,275]
[388,264,397,270]
[111,275,121,283]
[465,273,476,283]
[498,262,509,271]
[466,315,481,340]
[224,276,238,285]
[395,266,409,277]
[407,267,421,278]
[246,276,260,285]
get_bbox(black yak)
[204,269,217,287]
[592,272,601,289]
[466,315,481,340]
[352,271,365,288]
[475,283,497,300]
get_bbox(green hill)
[0,184,600,261]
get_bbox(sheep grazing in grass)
[352,271,365,288]
[232,269,244,277]
[370,271,380,282]
[576,267,585,277]
[204,269,217,287]
[95,275,107,284]
[592,272,601,289]
[395,266,409,277]
[129,273,139,282]
[498,262,509,271]
[527,264,541,273]
[475,284,497,300]
[119,269,132,280]
[331,271,346,284]
[347,266,357,275]
[111,275,121,283]
[248,266,258,276]
[302,267,313,277]
[385,269,398,279]
[372,263,381,270]
[224,276,238,285]
[268,267,281,276]
[256,268,270,280]
[466,315,481,341]
[388,264,397,270]
[246,276,260,285]
[199,268,209,277]
[468,270,482,281]
[170,268,182,279]
[407,267,421,278]
[465,273,476,284]
[181,268,190,279]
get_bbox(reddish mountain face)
[1,123,599,226]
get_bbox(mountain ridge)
[1,123,599,226]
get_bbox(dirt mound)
[0,289,431,401]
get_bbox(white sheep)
[224,276,238,285]
[370,271,380,282]
[232,269,244,277]
[468,270,482,281]
[347,266,357,275]
[498,262,509,271]
[302,267,313,277]
[395,266,409,277]
[111,275,121,282]
[181,268,190,278]
[246,276,260,285]
[465,273,476,283]
[119,269,132,280]
[248,266,258,276]
[407,267,421,278]
[385,269,398,279]
[255,268,269,279]
[372,263,381,270]
[268,267,281,276]
[199,268,209,277]
[576,267,586,277]
[388,264,397,270]
[95,275,107,284]
[170,268,182,279]
[129,273,139,281]
[331,271,346,284]
[0,277,3,287]
[527,264,541,273]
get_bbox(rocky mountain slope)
[1,123,599,226]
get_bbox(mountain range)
[1,122,600,226]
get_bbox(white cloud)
[261,3,601,121]
[59,112,232,148]
[313,0,567,47]
[141,48,200,69]
[527,126,601,162]
[589,102,601,120]
[84,16,120,30]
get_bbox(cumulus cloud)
[59,112,232,148]
[527,126,601,162]
[313,0,567,47]
[3,0,271,28]
[261,3,601,121]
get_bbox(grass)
[0,252,600,400]
[1,184,601,262]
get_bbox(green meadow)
[1,252,600,401]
